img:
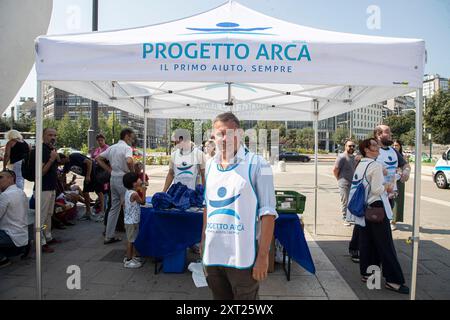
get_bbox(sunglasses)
[347,145,356,148]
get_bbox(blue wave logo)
[384,156,397,166]
[208,187,241,220]
[177,171,193,176]
[182,22,275,36]
[177,164,193,171]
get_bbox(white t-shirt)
[0,185,29,247]
[99,140,133,177]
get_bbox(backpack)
[21,148,36,182]
[347,161,374,217]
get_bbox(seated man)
[59,153,103,221]
[0,169,29,268]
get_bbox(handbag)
[365,204,385,223]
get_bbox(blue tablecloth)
[274,214,316,274]
[135,207,203,258]
[135,207,315,274]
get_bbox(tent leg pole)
[314,100,319,236]
[144,97,149,180]
[410,88,423,300]
[35,80,44,300]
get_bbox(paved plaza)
[1,160,449,300]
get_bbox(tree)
[296,127,314,149]
[98,112,123,145]
[383,111,415,140]
[424,90,450,144]
[332,127,356,148]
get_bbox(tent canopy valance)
[36,1,425,120]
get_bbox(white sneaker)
[343,221,351,226]
[123,256,144,264]
[124,259,142,268]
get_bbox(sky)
[7,0,450,113]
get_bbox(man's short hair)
[43,128,56,135]
[213,112,240,128]
[2,169,16,183]
[373,125,384,138]
[58,153,67,160]
[120,128,134,140]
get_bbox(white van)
[432,148,450,189]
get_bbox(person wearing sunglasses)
[333,139,358,226]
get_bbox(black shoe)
[385,283,410,294]
[0,257,11,268]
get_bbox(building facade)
[43,86,168,148]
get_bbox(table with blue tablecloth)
[135,206,315,278]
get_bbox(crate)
[163,249,187,273]
[275,190,306,214]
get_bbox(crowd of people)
[1,115,413,298]
[333,124,411,294]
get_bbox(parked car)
[432,148,450,189]
[57,147,82,155]
[279,152,311,162]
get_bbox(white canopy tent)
[34,1,425,299]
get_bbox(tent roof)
[36,1,425,120]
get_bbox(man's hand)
[252,253,269,281]
[383,168,388,176]
[50,149,58,161]
[400,167,410,183]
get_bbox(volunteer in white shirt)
[97,128,136,244]
[373,125,410,231]
[374,125,410,200]
[163,133,205,192]
[0,169,29,268]
[201,112,278,300]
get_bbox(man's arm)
[332,165,340,180]
[162,169,175,192]
[126,156,134,173]
[252,158,278,281]
[84,158,93,183]
[332,156,342,180]
[0,194,8,220]
[42,149,57,176]
[253,215,275,281]
[200,207,207,257]
[200,168,205,186]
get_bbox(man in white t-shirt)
[0,169,29,268]
[162,130,205,192]
[96,128,136,244]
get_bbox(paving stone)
[260,275,326,297]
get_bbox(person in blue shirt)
[59,153,102,221]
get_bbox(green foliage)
[296,127,315,149]
[424,90,450,144]
[332,127,356,147]
[383,111,415,141]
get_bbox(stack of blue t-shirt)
[151,182,204,210]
